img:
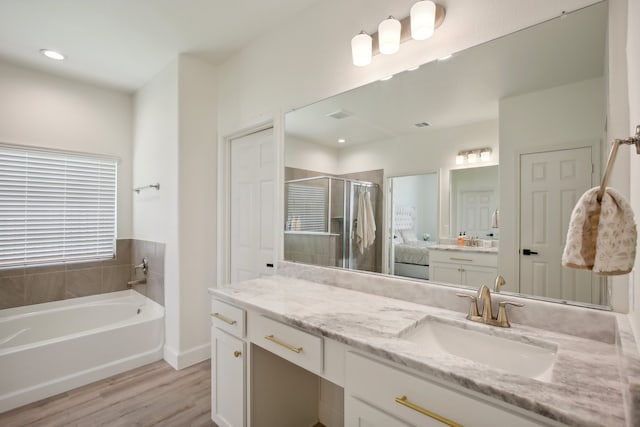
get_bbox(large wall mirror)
[283,1,608,308]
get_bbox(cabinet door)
[461,265,497,288]
[430,262,461,284]
[212,327,245,427]
[345,396,411,427]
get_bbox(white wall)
[133,55,217,368]
[338,120,498,239]
[498,78,605,296]
[0,60,133,237]
[133,60,180,362]
[177,55,218,362]
[286,137,339,175]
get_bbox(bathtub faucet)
[134,258,148,275]
[127,278,147,288]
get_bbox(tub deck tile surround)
[0,360,216,427]
[0,238,167,309]
[210,271,640,427]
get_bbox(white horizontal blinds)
[0,145,117,268]
[286,183,327,232]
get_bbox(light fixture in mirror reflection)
[285,2,609,308]
[456,148,492,166]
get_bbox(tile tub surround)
[0,239,132,309]
[130,239,165,306]
[210,276,640,427]
[0,239,166,309]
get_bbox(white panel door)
[519,147,600,304]
[459,190,494,235]
[230,128,275,283]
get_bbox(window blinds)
[0,145,117,268]
[286,183,328,232]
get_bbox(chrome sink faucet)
[456,282,524,328]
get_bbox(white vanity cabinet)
[345,352,548,427]
[210,299,247,427]
[429,249,498,287]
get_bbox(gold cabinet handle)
[264,334,303,353]
[233,351,242,358]
[450,257,473,262]
[395,395,463,427]
[210,312,237,325]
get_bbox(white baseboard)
[163,343,210,370]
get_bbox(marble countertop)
[209,276,638,427]
[430,244,498,253]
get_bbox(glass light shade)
[455,154,464,165]
[351,32,372,66]
[410,1,436,40]
[40,49,65,60]
[378,17,401,55]
[467,152,478,163]
[480,150,491,162]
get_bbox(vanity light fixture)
[40,49,65,61]
[338,138,346,144]
[407,65,421,71]
[380,75,394,81]
[351,31,373,66]
[350,2,446,67]
[456,148,493,165]
[378,16,401,54]
[438,54,453,61]
[410,1,437,40]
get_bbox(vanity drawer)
[211,299,245,338]
[247,312,323,375]
[345,352,546,427]
[429,249,498,267]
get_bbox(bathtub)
[0,290,164,413]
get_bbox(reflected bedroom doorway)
[388,172,439,280]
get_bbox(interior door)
[519,146,599,304]
[230,128,275,283]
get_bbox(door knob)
[522,249,539,255]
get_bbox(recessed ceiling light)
[40,49,65,61]
[337,138,346,144]
[380,75,394,81]
[438,54,453,61]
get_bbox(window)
[0,144,117,268]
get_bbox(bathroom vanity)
[209,263,640,427]
[428,245,498,287]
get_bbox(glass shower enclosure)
[284,176,379,271]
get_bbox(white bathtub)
[0,290,164,413]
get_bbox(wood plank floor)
[0,360,217,427]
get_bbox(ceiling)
[285,2,607,148]
[0,0,319,92]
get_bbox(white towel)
[562,186,636,275]
[354,191,376,254]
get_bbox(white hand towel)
[562,186,636,275]
[353,191,376,254]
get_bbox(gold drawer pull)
[210,312,237,325]
[450,257,473,262]
[264,334,303,353]
[233,351,242,358]
[395,395,463,427]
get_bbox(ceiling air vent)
[414,122,430,128]
[326,109,354,120]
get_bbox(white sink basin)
[401,319,557,382]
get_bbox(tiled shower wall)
[0,239,165,310]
